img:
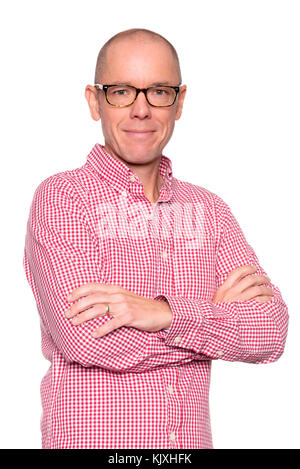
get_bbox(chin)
[120,144,161,164]
[128,150,160,164]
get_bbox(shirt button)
[216,350,223,357]
[167,385,174,394]
[162,250,168,259]
[146,213,153,221]
[169,432,176,441]
[129,175,136,182]
[174,336,181,343]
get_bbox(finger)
[254,295,273,303]
[65,292,125,318]
[71,302,125,326]
[70,304,108,325]
[92,316,126,338]
[67,283,129,303]
[218,265,258,290]
[238,286,274,302]
[65,293,99,318]
[66,283,107,302]
[66,292,109,318]
[232,274,271,294]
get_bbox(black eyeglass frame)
[94,83,181,108]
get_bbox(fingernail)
[92,331,98,338]
[65,309,72,317]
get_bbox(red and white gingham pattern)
[23,143,289,449]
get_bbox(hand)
[65,283,172,338]
[213,265,273,304]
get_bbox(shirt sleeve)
[23,176,202,372]
[154,195,289,364]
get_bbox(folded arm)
[155,195,289,364]
[23,176,203,372]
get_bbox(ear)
[175,85,187,121]
[85,85,101,121]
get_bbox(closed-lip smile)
[123,129,155,138]
[124,130,155,133]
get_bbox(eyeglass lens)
[106,86,176,106]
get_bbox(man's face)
[86,38,186,165]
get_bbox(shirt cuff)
[154,293,240,359]
[154,294,206,350]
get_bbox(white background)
[0,0,299,449]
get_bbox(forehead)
[102,37,179,85]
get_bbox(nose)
[129,90,152,119]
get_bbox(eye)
[154,88,168,95]
[112,88,129,95]
[150,87,173,97]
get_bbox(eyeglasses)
[94,83,181,108]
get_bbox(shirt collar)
[86,143,173,203]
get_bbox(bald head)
[94,28,182,84]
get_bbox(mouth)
[123,130,156,138]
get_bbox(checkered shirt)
[23,143,289,448]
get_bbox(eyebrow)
[149,81,175,86]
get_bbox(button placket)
[146,212,153,221]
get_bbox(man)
[23,28,289,449]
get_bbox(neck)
[104,144,164,204]
[131,163,163,204]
